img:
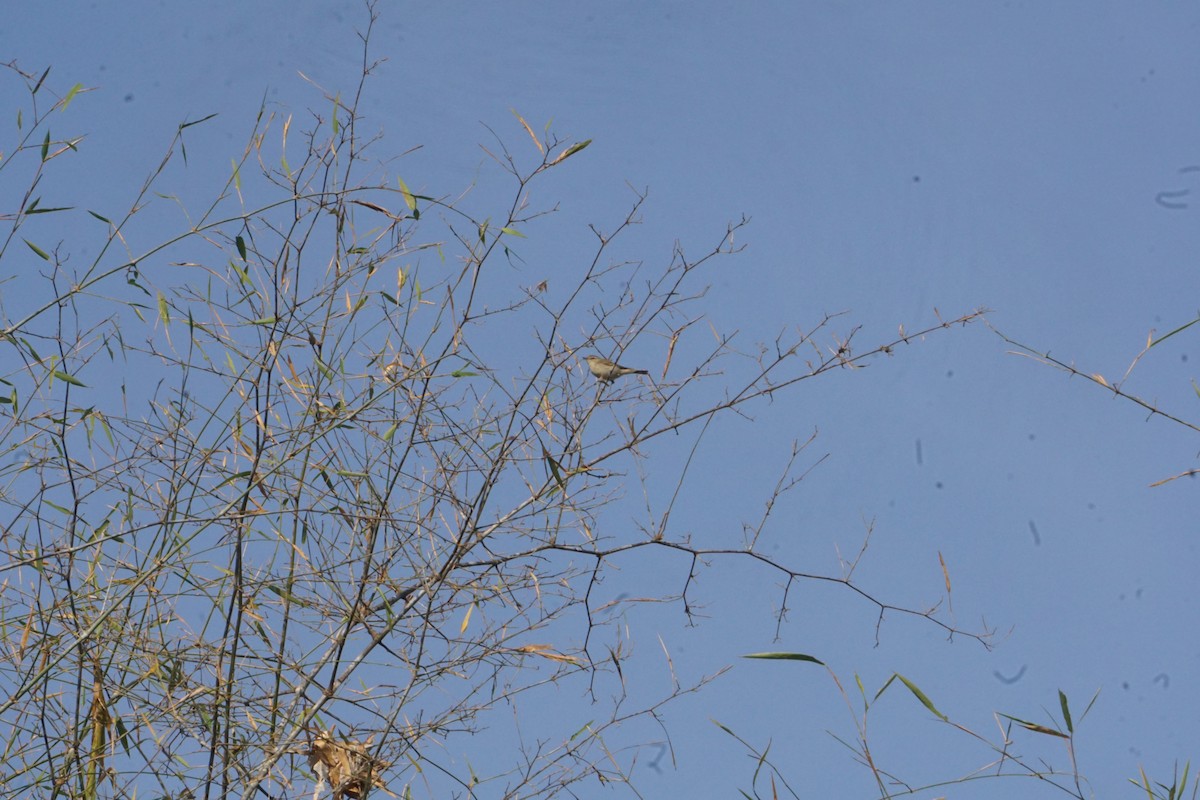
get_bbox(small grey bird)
[584,354,649,382]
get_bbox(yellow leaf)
[397,176,416,211]
[938,551,951,594]
[460,604,473,634]
[510,108,544,154]
[513,644,581,665]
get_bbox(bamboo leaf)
[52,370,87,387]
[33,66,51,95]
[998,712,1069,738]
[397,176,417,211]
[350,199,396,218]
[61,82,84,110]
[1149,316,1200,349]
[543,447,566,491]
[875,673,947,721]
[1058,689,1073,734]
[24,240,50,260]
[510,108,544,154]
[179,112,218,129]
[551,138,592,165]
[742,652,825,665]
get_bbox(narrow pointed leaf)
[157,292,170,325]
[742,652,825,665]
[551,138,592,165]
[397,176,417,211]
[61,82,84,110]
[998,712,1069,738]
[25,239,50,260]
[179,112,218,129]
[33,66,51,95]
[53,370,87,387]
[1058,689,1073,733]
[894,674,947,721]
[510,108,544,153]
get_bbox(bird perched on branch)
[584,354,649,383]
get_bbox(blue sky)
[5,2,1199,797]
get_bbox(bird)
[584,354,649,383]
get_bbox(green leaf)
[450,369,480,378]
[61,82,84,110]
[230,260,251,286]
[88,210,112,224]
[33,66,50,95]
[235,235,247,261]
[1149,316,1200,349]
[26,205,75,215]
[742,652,825,665]
[875,673,947,721]
[41,131,50,161]
[998,712,1069,738]
[24,239,50,260]
[1058,689,1073,734]
[114,716,132,756]
[53,370,87,387]
[179,112,218,130]
[266,584,300,603]
[250,317,277,325]
[397,176,417,211]
[551,138,592,165]
[157,292,170,325]
[382,423,398,442]
[543,448,566,491]
[500,226,526,238]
